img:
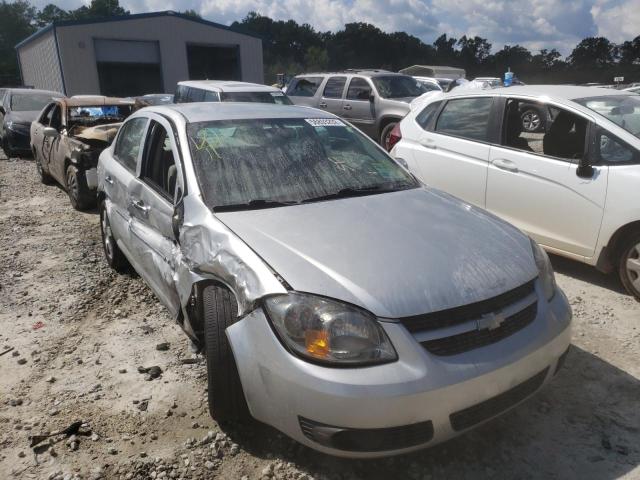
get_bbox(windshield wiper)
[213,199,299,212]
[301,184,413,203]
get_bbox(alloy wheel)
[522,111,541,132]
[101,209,115,262]
[626,242,640,293]
[67,168,79,203]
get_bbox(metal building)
[15,11,264,97]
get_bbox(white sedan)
[390,85,640,299]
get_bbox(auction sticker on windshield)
[305,118,346,127]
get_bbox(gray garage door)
[95,39,163,97]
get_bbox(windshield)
[574,95,640,139]
[372,76,428,99]
[68,105,133,125]
[187,118,417,211]
[418,81,442,92]
[220,91,293,105]
[11,94,56,112]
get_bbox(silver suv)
[287,70,429,148]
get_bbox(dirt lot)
[0,154,638,480]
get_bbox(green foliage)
[0,0,36,84]
[182,9,201,19]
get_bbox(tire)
[521,108,544,133]
[34,149,54,185]
[2,137,15,158]
[99,200,130,273]
[66,164,96,211]
[618,231,640,300]
[380,122,398,150]
[203,285,250,424]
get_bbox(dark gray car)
[0,88,62,157]
[286,70,429,148]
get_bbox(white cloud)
[28,0,639,55]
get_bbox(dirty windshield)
[575,95,640,139]
[372,76,428,99]
[187,118,417,211]
[10,94,57,112]
[68,105,134,127]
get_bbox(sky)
[30,0,640,55]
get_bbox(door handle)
[492,158,519,173]
[104,175,114,185]
[318,102,328,108]
[130,199,150,215]
[343,104,352,110]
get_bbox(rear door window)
[323,76,347,99]
[435,97,494,142]
[346,77,372,101]
[114,117,148,172]
[288,77,324,97]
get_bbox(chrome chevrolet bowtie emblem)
[477,312,506,331]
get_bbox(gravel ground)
[1,154,639,480]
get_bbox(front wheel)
[203,285,250,424]
[66,164,96,211]
[99,200,130,273]
[618,232,640,300]
[34,150,54,185]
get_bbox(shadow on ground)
[224,345,639,479]
[550,254,628,296]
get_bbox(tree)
[35,4,69,27]
[619,36,640,65]
[0,0,36,85]
[457,35,491,68]
[182,9,201,19]
[531,48,563,70]
[568,37,616,68]
[492,44,532,72]
[433,34,458,65]
[69,0,129,21]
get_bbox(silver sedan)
[97,103,571,457]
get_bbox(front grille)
[299,417,434,452]
[421,302,537,356]
[399,279,536,333]
[450,368,549,431]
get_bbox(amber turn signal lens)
[305,330,330,358]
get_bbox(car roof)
[148,102,335,123]
[296,70,404,78]
[447,85,631,101]
[61,96,135,107]
[177,80,281,93]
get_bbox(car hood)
[217,188,538,318]
[6,111,40,125]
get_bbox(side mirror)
[0,106,5,115]
[43,127,59,138]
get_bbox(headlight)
[264,292,397,366]
[530,239,556,301]
[6,120,14,130]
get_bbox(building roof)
[177,80,280,93]
[15,10,261,50]
[153,102,333,123]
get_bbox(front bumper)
[227,282,572,458]
[5,127,31,152]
